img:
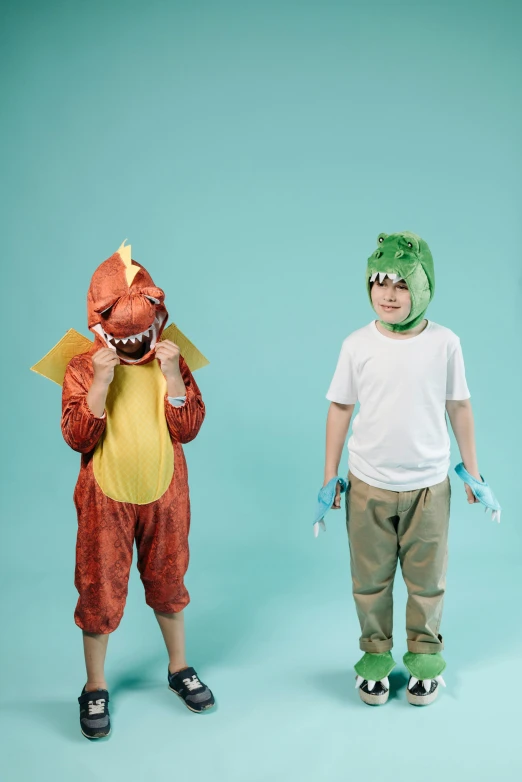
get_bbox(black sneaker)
[78,687,111,739]
[406,675,445,706]
[168,667,215,713]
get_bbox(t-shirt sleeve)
[446,339,471,400]
[326,339,358,404]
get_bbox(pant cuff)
[407,634,444,654]
[360,638,393,654]
[74,614,120,634]
[146,595,190,614]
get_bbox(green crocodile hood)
[366,231,435,332]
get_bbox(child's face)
[370,277,411,324]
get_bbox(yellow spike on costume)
[30,325,208,386]
[117,239,141,286]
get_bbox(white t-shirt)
[326,320,470,491]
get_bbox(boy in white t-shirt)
[324,231,482,706]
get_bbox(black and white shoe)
[78,687,111,739]
[355,675,390,706]
[406,675,446,706]
[168,667,215,713]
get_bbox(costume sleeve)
[168,396,187,407]
[61,357,107,453]
[446,339,471,400]
[164,356,205,443]
[326,338,358,404]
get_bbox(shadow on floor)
[307,666,410,707]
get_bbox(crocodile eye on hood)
[87,242,168,365]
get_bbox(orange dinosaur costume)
[32,243,208,634]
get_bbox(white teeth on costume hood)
[355,675,364,689]
[92,314,167,361]
[366,680,376,692]
[109,326,151,346]
[370,272,404,283]
[112,326,153,345]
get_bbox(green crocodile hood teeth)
[366,231,435,332]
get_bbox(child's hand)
[155,340,182,379]
[92,348,120,386]
[464,483,480,504]
[324,477,342,509]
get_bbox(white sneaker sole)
[406,687,439,706]
[80,726,111,739]
[169,686,215,713]
[358,687,390,706]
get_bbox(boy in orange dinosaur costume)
[51,241,213,737]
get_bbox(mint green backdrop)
[1,1,521,780]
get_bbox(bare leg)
[155,610,187,674]
[83,631,109,691]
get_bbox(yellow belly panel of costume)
[93,361,174,504]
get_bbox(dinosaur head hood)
[87,241,168,365]
[366,231,435,332]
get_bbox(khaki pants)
[345,471,451,654]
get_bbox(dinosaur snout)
[101,291,162,340]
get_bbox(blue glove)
[454,463,501,523]
[313,477,348,537]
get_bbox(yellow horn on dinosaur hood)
[117,239,141,286]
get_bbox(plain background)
[1,1,521,780]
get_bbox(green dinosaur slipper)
[403,652,446,706]
[354,652,396,706]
